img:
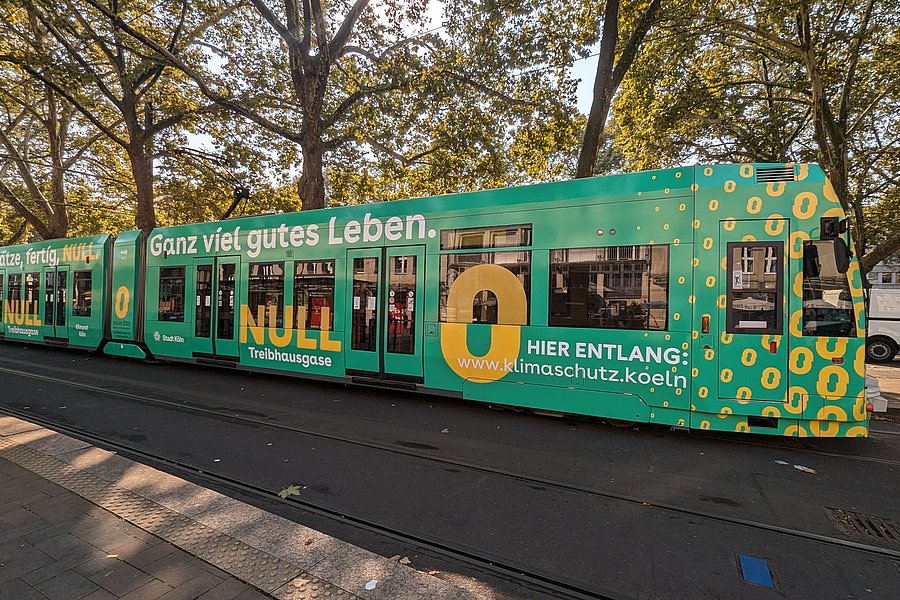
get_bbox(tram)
[0,163,871,437]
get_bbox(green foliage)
[612,0,900,267]
[321,0,592,204]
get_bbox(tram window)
[802,241,854,337]
[158,267,186,322]
[249,262,285,327]
[440,224,532,250]
[294,260,334,330]
[7,273,21,305]
[72,271,92,317]
[726,243,783,334]
[439,251,531,324]
[549,245,669,330]
[25,272,39,315]
[0,274,4,320]
[195,265,212,338]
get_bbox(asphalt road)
[0,342,898,600]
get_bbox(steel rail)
[1,365,900,565]
[0,403,619,600]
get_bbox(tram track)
[0,403,618,600]
[1,363,900,571]
[1,360,898,465]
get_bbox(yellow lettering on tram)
[319,307,341,352]
[115,286,130,319]
[440,264,527,382]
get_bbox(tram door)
[191,256,240,358]
[345,246,425,380]
[43,267,69,340]
[718,220,789,402]
[0,270,4,327]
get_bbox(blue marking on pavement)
[739,554,774,588]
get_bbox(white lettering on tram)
[328,213,429,245]
[149,212,431,258]
[528,341,683,365]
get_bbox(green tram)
[0,163,872,437]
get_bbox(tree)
[0,0,232,232]
[575,0,660,178]
[613,0,900,272]
[96,0,591,209]
[0,13,90,239]
[327,0,589,202]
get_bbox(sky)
[572,54,599,115]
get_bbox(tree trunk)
[795,4,866,265]
[129,140,156,232]
[575,0,619,179]
[126,101,156,232]
[45,86,68,238]
[298,138,327,210]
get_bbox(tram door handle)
[769,340,778,354]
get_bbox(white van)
[867,288,900,362]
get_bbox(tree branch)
[246,0,303,49]
[3,219,28,245]
[0,178,52,239]
[862,230,900,273]
[839,0,875,128]
[328,0,368,62]
[323,80,403,129]
[611,0,660,89]
[436,70,534,107]
[0,55,129,148]
[74,0,307,144]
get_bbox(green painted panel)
[104,342,147,359]
[135,162,868,437]
[109,231,143,341]
[462,378,651,421]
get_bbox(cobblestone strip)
[0,435,359,599]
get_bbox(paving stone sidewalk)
[0,458,271,600]
[0,416,484,600]
[0,455,271,600]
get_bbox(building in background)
[867,256,900,289]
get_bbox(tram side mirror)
[802,242,820,278]
[820,216,849,239]
[833,237,851,274]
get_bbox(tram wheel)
[605,418,635,428]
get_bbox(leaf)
[278,485,304,499]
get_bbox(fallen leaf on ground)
[441,428,449,434]
[278,485,305,499]
[399,557,412,565]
